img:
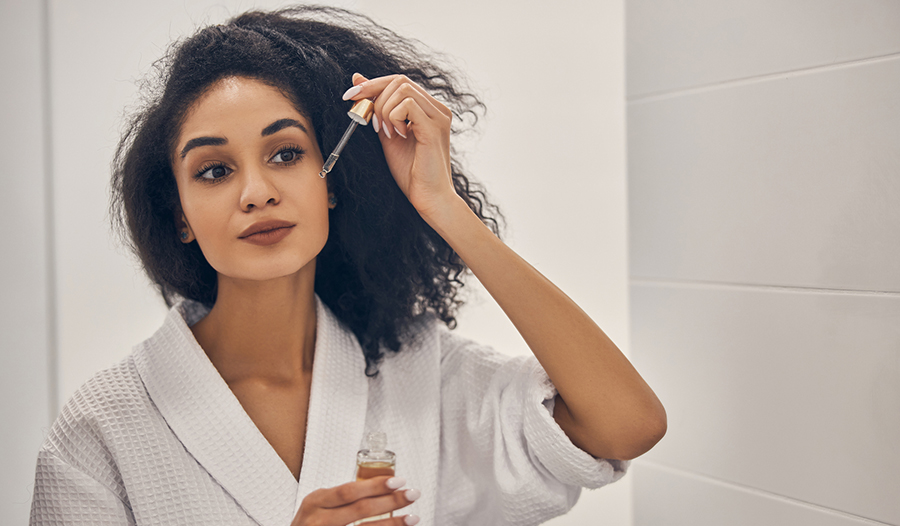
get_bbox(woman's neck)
[190,264,318,386]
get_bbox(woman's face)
[172,76,329,282]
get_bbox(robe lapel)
[295,296,370,508]
[133,300,298,526]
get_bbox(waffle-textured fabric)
[31,296,627,526]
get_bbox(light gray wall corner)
[0,0,55,524]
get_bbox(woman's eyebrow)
[262,118,308,137]
[180,137,226,159]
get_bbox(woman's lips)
[239,219,295,238]
[238,218,296,246]
[240,225,294,246]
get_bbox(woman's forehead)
[178,77,312,139]
[188,77,301,119]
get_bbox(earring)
[181,231,188,240]
[329,195,337,207]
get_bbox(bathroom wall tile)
[634,463,888,526]
[629,57,900,292]
[627,0,900,97]
[631,282,900,524]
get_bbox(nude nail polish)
[342,85,362,100]
[386,477,406,489]
[404,489,420,502]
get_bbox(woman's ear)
[174,211,195,243]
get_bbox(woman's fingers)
[381,82,449,139]
[293,476,419,526]
[308,476,401,509]
[333,487,420,525]
[341,74,451,139]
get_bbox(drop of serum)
[354,431,397,525]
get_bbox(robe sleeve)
[30,449,136,526]
[437,325,628,526]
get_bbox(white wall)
[627,1,900,524]
[0,2,54,525]
[3,1,629,524]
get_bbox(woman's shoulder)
[41,355,152,463]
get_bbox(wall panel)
[627,0,900,97]
[629,57,900,292]
[634,463,891,526]
[631,282,900,524]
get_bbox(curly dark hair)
[109,5,502,374]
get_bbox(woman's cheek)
[194,232,227,274]
[188,206,230,272]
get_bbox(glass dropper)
[318,99,375,178]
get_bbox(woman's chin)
[214,259,315,285]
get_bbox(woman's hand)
[291,476,420,526]
[342,73,458,221]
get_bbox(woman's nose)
[239,166,281,211]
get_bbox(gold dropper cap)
[348,99,375,125]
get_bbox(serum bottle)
[355,432,396,525]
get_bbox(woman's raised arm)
[345,74,666,461]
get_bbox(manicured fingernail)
[394,126,406,139]
[404,489,421,502]
[383,121,392,138]
[372,114,380,133]
[342,85,362,100]
[404,515,420,526]
[386,477,406,489]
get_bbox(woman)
[30,6,665,526]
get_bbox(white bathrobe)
[30,296,627,526]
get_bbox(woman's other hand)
[342,73,458,222]
[291,476,420,526]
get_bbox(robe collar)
[133,295,369,526]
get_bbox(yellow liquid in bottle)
[354,461,395,525]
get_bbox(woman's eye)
[196,164,231,180]
[271,147,304,164]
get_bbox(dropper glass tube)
[318,98,375,178]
